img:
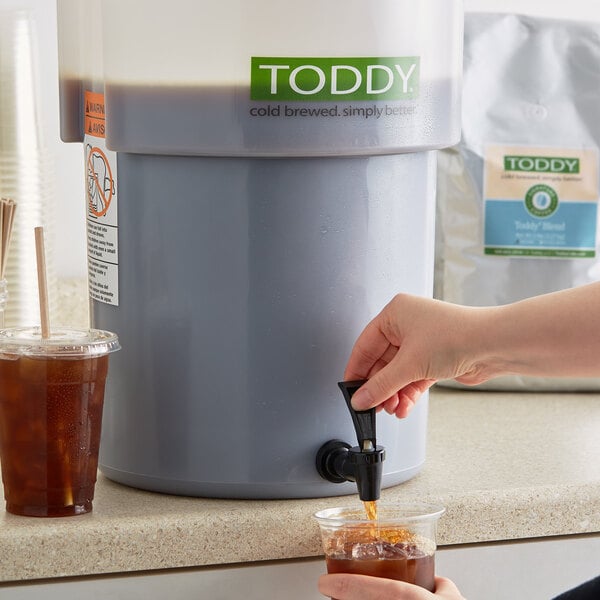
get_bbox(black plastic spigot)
[338,380,377,450]
[316,380,385,501]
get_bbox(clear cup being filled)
[314,503,445,592]
[0,326,120,517]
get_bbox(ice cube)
[351,542,380,560]
[395,542,428,559]
[377,541,410,559]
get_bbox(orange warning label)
[84,90,106,138]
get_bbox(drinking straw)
[0,198,16,279]
[34,226,50,339]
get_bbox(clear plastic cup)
[0,327,120,516]
[314,503,445,592]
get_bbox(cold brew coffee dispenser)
[57,0,463,498]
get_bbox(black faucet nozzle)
[348,444,385,501]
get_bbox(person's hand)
[318,574,466,600]
[344,283,600,416]
[344,293,494,417]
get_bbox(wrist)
[453,305,516,384]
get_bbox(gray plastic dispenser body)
[57,0,463,498]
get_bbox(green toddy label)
[250,57,420,102]
[504,155,580,174]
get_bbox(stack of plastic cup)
[0,9,56,327]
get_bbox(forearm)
[481,282,600,379]
[345,284,600,411]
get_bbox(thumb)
[350,360,414,411]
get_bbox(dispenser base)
[98,462,425,500]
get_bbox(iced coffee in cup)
[314,503,445,592]
[0,327,120,517]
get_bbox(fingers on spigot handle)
[347,366,402,411]
[351,377,436,418]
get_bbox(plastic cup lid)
[0,326,121,358]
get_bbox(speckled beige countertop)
[1,281,599,582]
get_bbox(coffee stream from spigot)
[315,381,385,501]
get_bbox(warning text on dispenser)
[87,219,119,305]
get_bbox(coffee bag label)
[483,144,599,258]
[250,57,420,102]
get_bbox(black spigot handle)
[338,380,376,451]
[315,381,385,502]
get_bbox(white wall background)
[1,0,599,278]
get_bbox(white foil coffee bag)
[436,13,600,390]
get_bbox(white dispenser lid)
[58,0,463,156]
[100,0,463,87]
